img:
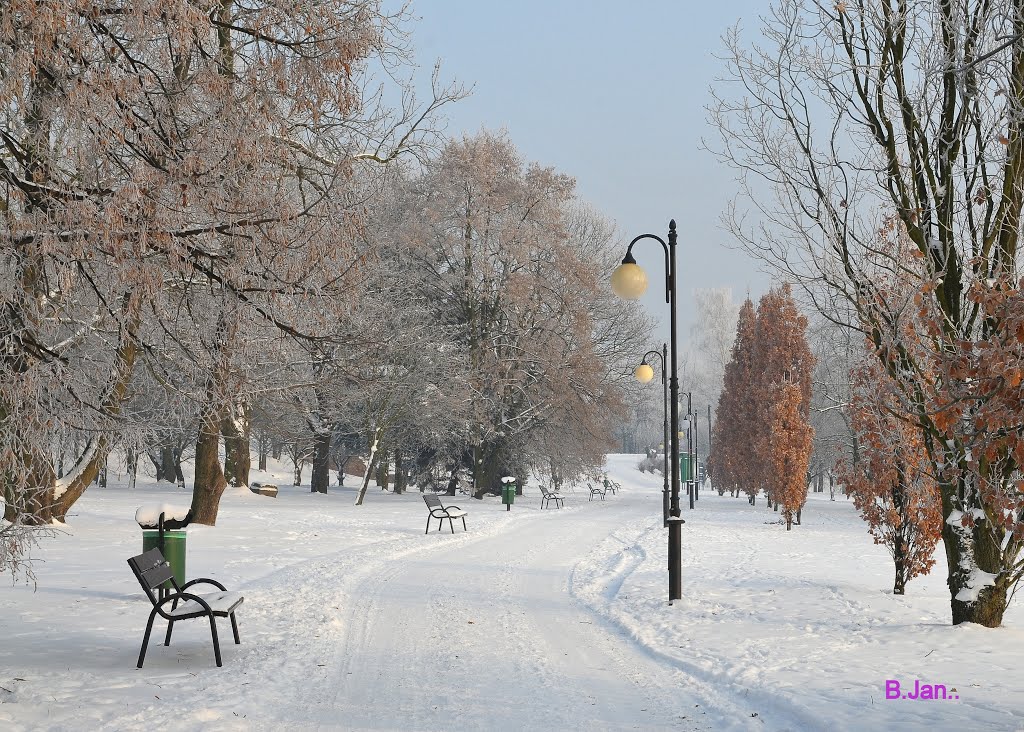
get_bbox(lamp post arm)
[625,233,671,304]
[640,349,666,385]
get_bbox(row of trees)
[708,284,815,529]
[0,2,649,578]
[710,0,1024,626]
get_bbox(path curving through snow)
[299,495,709,731]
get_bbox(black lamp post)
[611,220,684,603]
[636,344,669,527]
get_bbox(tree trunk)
[354,427,383,506]
[473,443,509,500]
[190,404,228,525]
[159,446,175,482]
[940,480,1009,627]
[471,442,483,498]
[393,449,405,494]
[445,465,459,496]
[893,533,907,595]
[376,450,390,491]
[310,429,331,494]
[172,447,185,488]
[222,400,251,488]
[258,431,268,471]
[293,459,303,486]
[271,438,282,460]
[126,447,138,490]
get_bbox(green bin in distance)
[142,529,186,588]
[501,484,516,509]
[680,453,693,483]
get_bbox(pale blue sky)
[410,1,771,347]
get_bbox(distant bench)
[423,494,468,534]
[539,484,565,509]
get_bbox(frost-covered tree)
[710,0,1024,626]
[398,132,647,495]
[0,0,459,572]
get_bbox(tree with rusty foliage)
[838,348,942,595]
[710,0,1024,626]
[767,381,814,530]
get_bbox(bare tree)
[709,0,1024,625]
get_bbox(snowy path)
[299,500,706,731]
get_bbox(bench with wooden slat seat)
[127,547,243,668]
[588,482,606,501]
[539,484,565,509]
[423,494,468,534]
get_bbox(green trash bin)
[142,530,186,588]
[501,479,516,511]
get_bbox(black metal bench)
[539,484,565,509]
[423,494,468,533]
[127,547,243,668]
[588,482,606,501]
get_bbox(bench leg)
[209,615,223,667]
[230,612,241,644]
[137,608,160,668]
[164,619,175,646]
[461,516,467,531]
[425,515,431,535]
[448,517,455,534]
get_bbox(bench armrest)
[180,577,228,592]
[155,591,214,618]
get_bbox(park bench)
[127,547,243,668]
[539,484,565,509]
[423,494,468,534]
[588,482,606,501]
[603,477,620,495]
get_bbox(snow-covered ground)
[2,455,1023,731]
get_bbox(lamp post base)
[666,516,684,601]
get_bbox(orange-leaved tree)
[837,352,942,594]
[709,298,758,500]
[753,284,814,513]
[767,382,814,530]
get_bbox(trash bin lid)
[135,504,192,530]
[500,476,516,483]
